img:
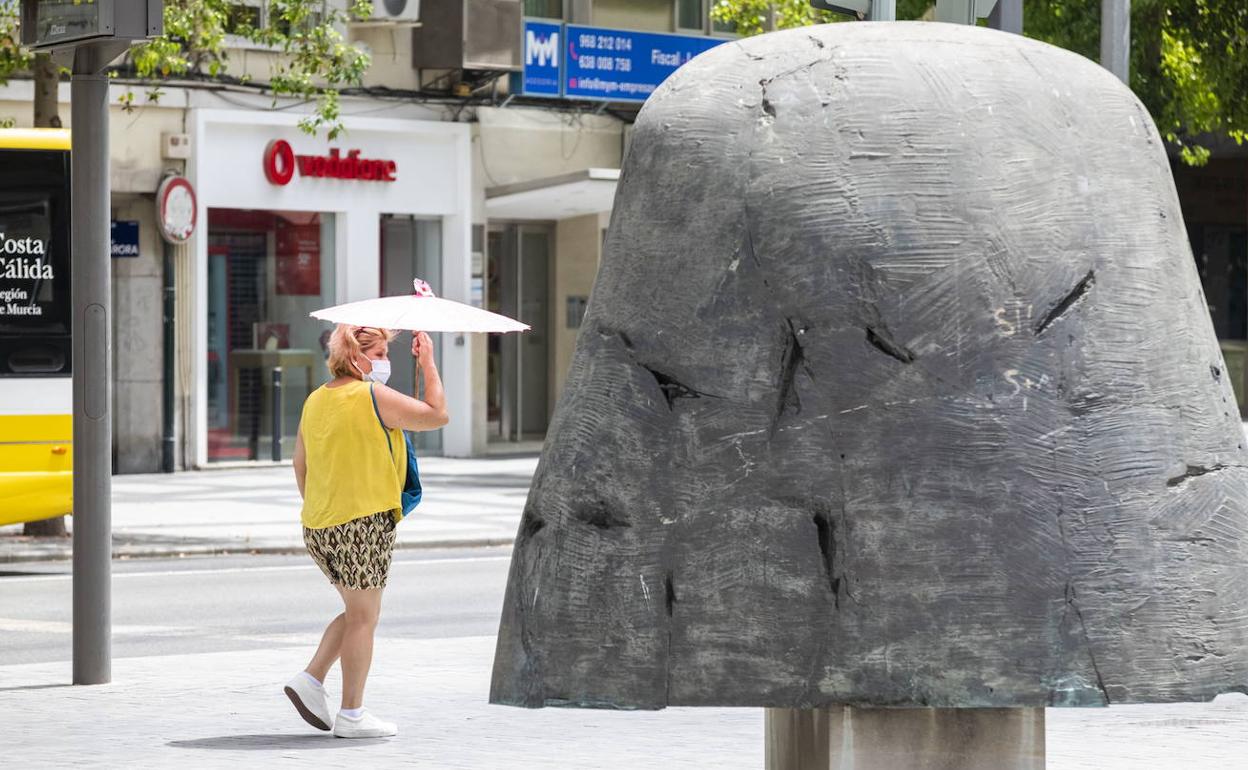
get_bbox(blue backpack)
[369,383,423,517]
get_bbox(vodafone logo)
[263,140,398,186]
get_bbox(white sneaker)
[284,673,333,731]
[332,709,398,739]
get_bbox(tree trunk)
[23,53,67,539]
[33,53,61,128]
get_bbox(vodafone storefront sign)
[263,139,398,186]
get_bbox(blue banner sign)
[520,20,563,97]
[110,220,140,258]
[564,25,725,102]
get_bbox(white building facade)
[187,109,474,463]
[0,0,748,471]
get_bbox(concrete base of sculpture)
[765,707,1044,770]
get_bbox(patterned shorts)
[303,511,398,590]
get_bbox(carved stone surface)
[490,22,1248,710]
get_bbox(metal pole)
[161,238,175,472]
[988,0,1022,34]
[934,0,977,25]
[271,366,283,462]
[71,40,125,686]
[868,0,895,21]
[1100,0,1130,84]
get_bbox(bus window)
[0,147,72,376]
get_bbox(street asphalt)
[0,455,538,562]
[0,548,513,665]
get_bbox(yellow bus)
[0,128,72,526]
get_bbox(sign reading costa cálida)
[263,139,398,186]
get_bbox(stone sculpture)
[490,22,1248,710]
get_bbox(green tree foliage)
[709,0,933,35]
[0,0,373,137]
[1027,0,1246,165]
[709,0,1247,164]
[0,1,30,80]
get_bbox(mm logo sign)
[521,20,562,97]
[527,27,560,67]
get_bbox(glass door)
[381,215,443,453]
[487,223,551,443]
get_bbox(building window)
[206,209,336,462]
[224,3,261,34]
[673,0,737,35]
[710,1,737,35]
[525,0,563,19]
[676,0,703,30]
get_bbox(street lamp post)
[868,0,895,22]
[69,40,123,686]
[1100,0,1130,84]
[21,0,162,686]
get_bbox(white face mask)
[356,356,391,385]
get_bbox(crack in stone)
[643,365,718,410]
[664,571,677,705]
[1035,270,1095,336]
[865,325,916,364]
[1167,463,1232,488]
[1065,581,1112,705]
[812,507,841,608]
[596,325,721,410]
[773,319,813,431]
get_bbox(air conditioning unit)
[411,0,521,71]
[360,0,421,24]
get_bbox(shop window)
[525,0,563,19]
[206,209,336,462]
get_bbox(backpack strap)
[369,382,395,455]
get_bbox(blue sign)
[110,220,140,258]
[520,20,563,97]
[564,25,725,102]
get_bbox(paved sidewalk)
[0,456,538,563]
[2,634,1247,768]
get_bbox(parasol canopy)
[310,279,529,334]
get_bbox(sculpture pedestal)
[765,707,1045,770]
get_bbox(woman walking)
[285,324,447,738]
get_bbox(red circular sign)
[264,139,296,186]
[156,175,197,244]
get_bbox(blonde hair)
[327,324,395,379]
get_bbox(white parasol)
[310,280,529,334]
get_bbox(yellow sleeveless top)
[299,379,404,529]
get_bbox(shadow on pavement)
[0,683,75,692]
[169,734,388,751]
